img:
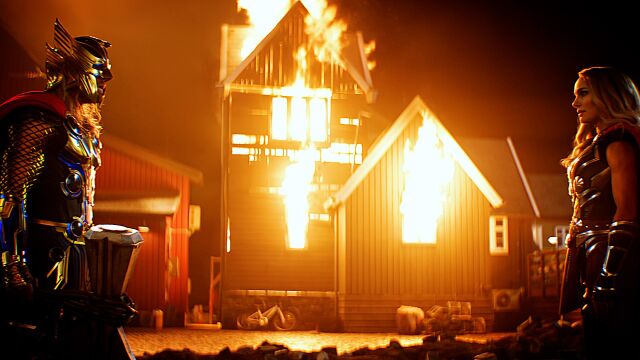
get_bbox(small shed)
[324,96,538,332]
[94,134,203,326]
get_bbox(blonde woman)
[560,66,640,359]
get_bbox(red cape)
[600,122,640,146]
[0,91,66,120]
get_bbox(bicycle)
[235,302,297,331]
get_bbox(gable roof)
[456,137,539,216]
[101,133,204,184]
[527,173,572,219]
[219,1,375,101]
[324,96,539,217]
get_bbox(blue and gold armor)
[0,92,100,291]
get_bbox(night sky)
[330,0,640,172]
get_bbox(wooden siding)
[338,112,494,330]
[225,189,334,291]
[94,147,192,325]
[489,216,536,290]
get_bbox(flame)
[281,147,316,249]
[400,118,454,244]
[235,0,347,247]
[237,0,292,59]
[238,0,347,61]
[364,40,376,71]
[303,0,346,62]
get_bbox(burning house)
[217,0,542,332]
[218,0,375,327]
[324,96,539,332]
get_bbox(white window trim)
[490,215,509,255]
[554,225,570,248]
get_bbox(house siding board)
[225,187,334,291]
[338,111,494,330]
[489,216,535,290]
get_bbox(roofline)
[219,1,375,101]
[324,95,503,210]
[101,133,204,185]
[506,137,541,218]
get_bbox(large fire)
[280,148,316,249]
[238,0,346,60]
[235,0,358,248]
[400,117,454,244]
[280,47,317,248]
[237,0,291,59]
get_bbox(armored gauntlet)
[593,220,639,299]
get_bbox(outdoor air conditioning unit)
[491,288,521,312]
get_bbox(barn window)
[490,215,508,255]
[271,97,288,140]
[339,117,360,126]
[290,97,307,141]
[270,97,329,143]
[554,225,570,248]
[309,98,327,142]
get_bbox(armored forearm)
[594,220,639,297]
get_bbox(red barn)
[94,134,203,326]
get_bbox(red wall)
[94,146,191,325]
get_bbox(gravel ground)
[124,328,428,357]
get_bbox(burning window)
[271,97,288,140]
[401,118,454,244]
[270,97,329,143]
[490,215,509,255]
[339,117,360,126]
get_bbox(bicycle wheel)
[236,312,257,330]
[273,310,297,331]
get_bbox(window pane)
[290,97,307,141]
[271,97,287,140]
[310,98,327,142]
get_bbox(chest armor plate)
[568,137,616,226]
[27,115,101,226]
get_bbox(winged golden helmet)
[45,19,112,104]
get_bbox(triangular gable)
[325,95,503,209]
[220,1,374,101]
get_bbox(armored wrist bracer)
[595,220,639,294]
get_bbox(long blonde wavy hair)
[561,67,640,168]
[51,86,103,138]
